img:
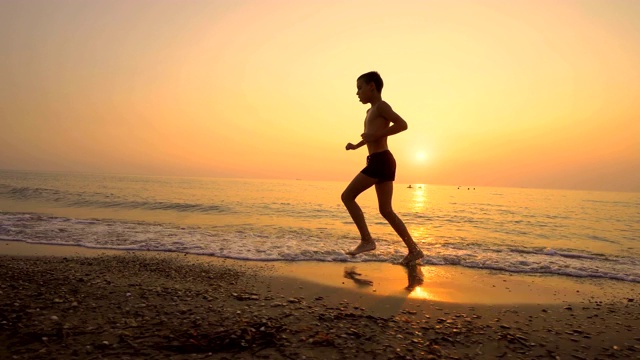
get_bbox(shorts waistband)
[366,150,392,158]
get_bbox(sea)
[1,170,638,283]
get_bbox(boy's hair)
[358,71,384,93]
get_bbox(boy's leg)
[342,173,378,255]
[375,181,424,264]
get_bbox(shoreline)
[2,241,638,306]
[2,242,639,359]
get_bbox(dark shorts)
[360,150,396,183]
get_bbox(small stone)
[50,316,59,321]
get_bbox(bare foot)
[400,249,424,266]
[346,241,376,256]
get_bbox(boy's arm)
[346,139,366,150]
[361,102,408,142]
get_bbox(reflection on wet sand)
[343,266,373,287]
[272,260,635,305]
[404,263,435,300]
[404,262,425,291]
[344,264,426,295]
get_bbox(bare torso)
[364,102,390,154]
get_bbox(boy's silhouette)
[342,71,424,265]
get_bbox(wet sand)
[1,241,639,359]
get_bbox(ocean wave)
[582,199,639,208]
[2,212,638,283]
[0,184,230,214]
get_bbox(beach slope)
[1,250,639,359]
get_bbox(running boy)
[342,71,424,265]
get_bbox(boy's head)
[357,71,384,93]
[356,71,383,104]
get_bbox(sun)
[415,151,428,162]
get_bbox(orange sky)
[1,0,639,192]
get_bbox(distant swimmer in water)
[341,71,424,266]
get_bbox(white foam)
[1,213,639,283]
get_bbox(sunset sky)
[1,0,639,192]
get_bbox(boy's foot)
[400,249,424,266]
[346,241,376,256]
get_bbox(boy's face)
[356,79,375,104]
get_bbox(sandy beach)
[1,242,639,359]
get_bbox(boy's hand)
[345,143,358,150]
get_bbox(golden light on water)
[411,226,431,243]
[410,185,427,212]
[408,184,433,241]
